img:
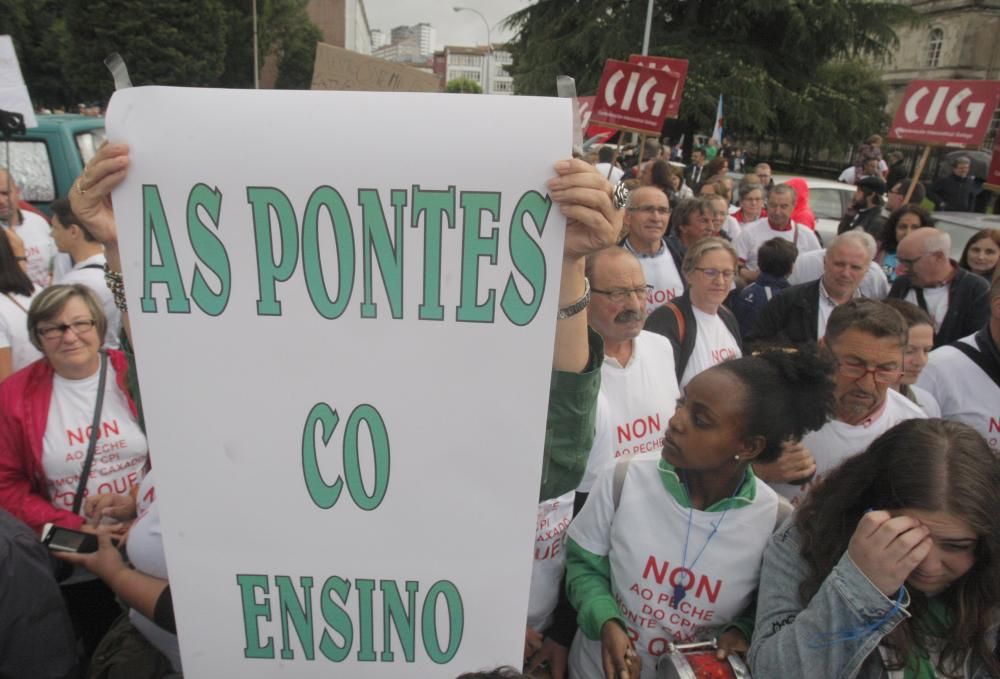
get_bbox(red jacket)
[0,351,137,533]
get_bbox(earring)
[733,455,741,461]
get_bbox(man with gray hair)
[0,167,63,288]
[734,183,821,284]
[748,230,875,345]
[889,227,989,346]
[787,230,889,299]
[928,156,977,212]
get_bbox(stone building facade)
[880,0,1000,142]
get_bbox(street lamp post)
[453,6,491,94]
[252,0,259,89]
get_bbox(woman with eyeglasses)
[0,283,148,661]
[645,237,743,386]
[0,226,43,381]
[733,183,766,225]
[750,418,1000,679]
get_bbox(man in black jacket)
[837,176,885,237]
[684,147,707,189]
[0,509,80,678]
[889,227,990,346]
[747,231,873,346]
[927,156,977,212]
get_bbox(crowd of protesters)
[0,127,998,679]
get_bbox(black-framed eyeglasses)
[591,285,653,303]
[835,360,902,384]
[693,267,736,281]
[896,254,924,269]
[627,205,671,216]
[37,319,97,340]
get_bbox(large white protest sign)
[0,36,37,128]
[107,86,570,677]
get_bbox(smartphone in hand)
[40,523,103,553]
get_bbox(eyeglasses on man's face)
[896,254,924,270]
[835,358,902,384]
[627,205,671,217]
[591,285,653,303]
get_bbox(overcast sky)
[364,0,536,50]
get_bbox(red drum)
[656,640,751,679]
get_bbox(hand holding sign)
[548,158,622,263]
[71,143,130,247]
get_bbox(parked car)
[931,212,1000,259]
[0,114,106,215]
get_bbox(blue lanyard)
[671,468,746,608]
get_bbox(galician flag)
[711,94,724,144]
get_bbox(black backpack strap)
[951,333,1000,389]
[645,301,690,382]
[71,351,109,515]
[718,303,743,349]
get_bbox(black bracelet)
[557,277,590,320]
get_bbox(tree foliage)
[504,0,920,149]
[445,77,484,94]
[0,0,322,107]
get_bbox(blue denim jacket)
[749,520,996,679]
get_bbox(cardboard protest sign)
[0,36,37,128]
[628,55,688,119]
[311,42,441,92]
[588,59,679,135]
[888,79,1000,148]
[107,86,570,677]
[577,95,616,144]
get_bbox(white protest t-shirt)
[625,243,685,313]
[12,212,57,288]
[771,389,927,502]
[787,249,889,300]
[600,331,680,463]
[734,218,820,271]
[577,391,614,494]
[56,252,121,348]
[42,365,148,513]
[918,336,1000,452]
[907,385,941,418]
[567,458,778,678]
[679,307,741,387]
[722,215,742,241]
[905,286,948,332]
[595,162,625,184]
[0,288,42,371]
[127,470,182,671]
[527,490,575,633]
